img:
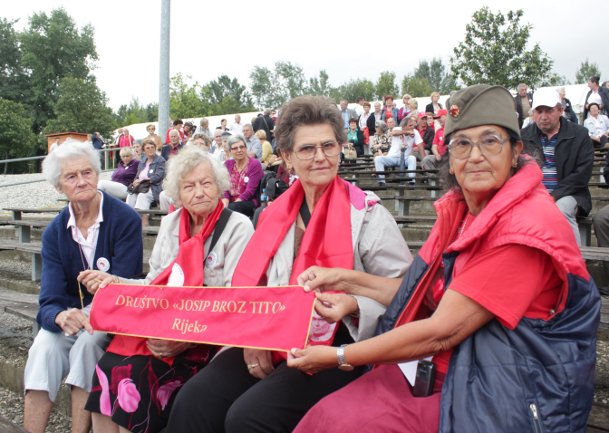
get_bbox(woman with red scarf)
[167,96,411,433]
[78,147,254,433]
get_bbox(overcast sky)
[5,0,609,110]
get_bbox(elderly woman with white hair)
[23,140,143,433]
[78,146,254,433]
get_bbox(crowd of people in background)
[26,79,609,433]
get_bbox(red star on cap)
[449,104,460,118]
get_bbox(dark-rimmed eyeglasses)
[293,141,341,160]
[448,134,505,159]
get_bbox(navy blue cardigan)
[37,192,143,332]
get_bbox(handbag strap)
[207,208,232,257]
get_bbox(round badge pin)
[206,251,218,268]
[244,176,249,183]
[96,257,110,272]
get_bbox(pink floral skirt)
[85,346,216,433]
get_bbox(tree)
[330,79,375,103]
[249,61,308,109]
[375,71,399,100]
[0,19,26,102]
[116,98,157,126]
[249,66,274,109]
[307,70,333,97]
[401,59,458,97]
[201,75,255,115]
[575,60,602,84]
[450,8,553,90]
[169,73,206,119]
[401,75,433,98]
[19,8,97,133]
[44,76,116,140]
[0,98,37,165]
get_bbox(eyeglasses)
[293,141,341,160]
[230,145,246,151]
[448,134,505,159]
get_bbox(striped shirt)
[540,134,558,191]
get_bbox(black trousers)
[166,326,361,433]
[228,200,256,219]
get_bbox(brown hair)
[274,96,347,153]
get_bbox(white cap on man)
[532,88,561,110]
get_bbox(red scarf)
[232,177,354,358]
[107,200,224,360]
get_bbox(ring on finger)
[247,363,259,370]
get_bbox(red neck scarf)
[151,199,223,287]
[107,200,224,359]
[232,177,354,356]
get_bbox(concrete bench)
[393,215,437,227]
[391,196,437,217]
[3,207,63,221]
[0,240,42,281]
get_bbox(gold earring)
[512,160,518,168]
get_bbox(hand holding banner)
[90,284,316,352]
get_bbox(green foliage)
[249,61,307,109]
[19,8,98,133]
[201,75,255,115]
[308,70,333,97]
[375,71,399,100]
[43,76,116,140]
[450,8,553,89]
[116,98,157,126]
[575,60,602,84]
[169,73,206,119]
[401,76,433,98]
[402,59,459,97]
[541,73,569,87]
[0,19,26,102]
[330,79,375,103]
[0,98,37,159]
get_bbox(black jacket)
[424,102,442,115]
[253,115,275,141]
[521,117,593,215]
[514,92,533,128]
[366,112,381,136]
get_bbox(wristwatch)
[337,344,354,371]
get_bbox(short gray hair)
[162,146,230,205]
[42,139,101,189]
[227,135,245,149]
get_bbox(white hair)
[162,147,230,205]
[42,139,101,189]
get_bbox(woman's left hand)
[287,345,337,374]
[146,339,193,359]
[77,270,118,295]
[314,292,358,323]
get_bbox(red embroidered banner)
[90,284,315,352]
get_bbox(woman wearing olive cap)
[288,84,600,433]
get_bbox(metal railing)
[0,148,118,186]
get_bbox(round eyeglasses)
[448,134,505,159]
